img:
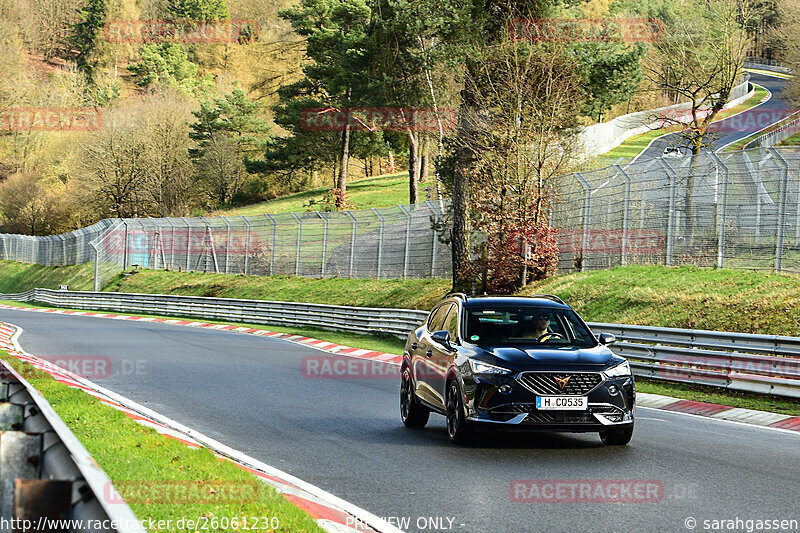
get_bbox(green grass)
[778,132,800,146]
[215,172,419,217]
[1,354,324,532]
[0,260,96,292]
[523,265,800,336]
[599,85,769,160]
[103,269,451,311]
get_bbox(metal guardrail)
[743,114,800,150]
[0,343,145,530]
[1,289,430,339]
[2,289,799,398]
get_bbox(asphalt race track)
[635,71,792,161]
[1,309,798,533]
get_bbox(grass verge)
[0,260,95,292]
[214,171,420,216]
[102,269,451,312]
[0,353,324,532]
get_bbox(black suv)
[401,294,635,445]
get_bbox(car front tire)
[401,369,429,428]
[446,380,474,445]
[599,425,634,445]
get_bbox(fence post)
[265,214,276,276]
[614,165,632,265]
[181,217,191,272]
[316,212,329,278]
[344,211,357,278]
[574,173,591,272]
[398,204,412,279]
[92,242,100,292]
[769,148,790,271]
[372,208,385,279]
[199,216,220,274]
[658,159,678,266]
[165,218,176,270]
[221,215,232,274]
[709,152,729,268]
[795,162,800,247]
[241,215,251,276]
[425,201,440,277]
[290,212,302,276]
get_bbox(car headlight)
[604,360,631,378]
[469,359,513,375]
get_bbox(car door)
[415,303,452,407]
[427,304,460,409]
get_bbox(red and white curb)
[0,320,402,533]
[0,303,402,365]
[636,392,800,432]
[1,302,798,436]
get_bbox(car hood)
[474,344,620,372]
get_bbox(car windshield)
[463,306,596,349]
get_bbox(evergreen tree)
[70,0,107,79]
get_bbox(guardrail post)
[372,208,385,279]
[241,215,251,276]
[614,165,632,265]
[398,204,412,279]
[708,152,729,268]
[769,148,789,271]
[290,212,302,276]
[345,210,357,278]
[574,173,591,272]
[316,212,329,278]
[265,214,276,275]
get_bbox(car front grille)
[523,411,597,424]
[517,372,603,395]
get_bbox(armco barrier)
[0,346,144,530]
[2,289,799,398]
[1,288,430,339]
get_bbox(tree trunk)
[408,132,418,204]
[451,73,478,292]
[337,117,350,209]
[387,150,395,173]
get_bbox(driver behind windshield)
[522,312,556,341]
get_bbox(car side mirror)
[431,330,452,348]
[598,333,616,346]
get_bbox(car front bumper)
[463,371,635,431]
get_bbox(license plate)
[536,396,588,410]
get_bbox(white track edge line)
[5,323,404,533]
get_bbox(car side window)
[444,305,459,341]
[428,304,452,333]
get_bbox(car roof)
[455,296,570,310]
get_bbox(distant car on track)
[401,294,635,445]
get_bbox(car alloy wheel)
[446,381,473,444]
[400,369,429,428]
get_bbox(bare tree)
[645,0,758,242]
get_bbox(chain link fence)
[1,147,800,289]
